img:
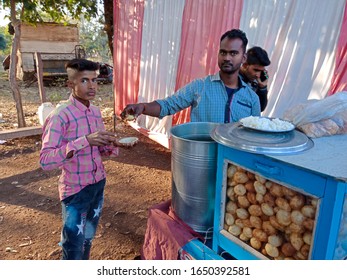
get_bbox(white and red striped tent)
[113,0,347,148]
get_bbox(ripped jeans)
[60,179,105,260]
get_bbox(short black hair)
[246,46,271,66]
[220,29,248,52]
[65,58,99,72]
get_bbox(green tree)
[0,0,99,23]
[103,0,113,57]
[0,35,6,50]
[79,14,111,63]
[0,25,12,55]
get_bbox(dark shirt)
[224,87,237,123]
[239,72,268,112]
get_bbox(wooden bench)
[0,126,42,141]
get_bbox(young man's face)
[242,63,266,82]
[67,70,98,107]
[218,37,246,75]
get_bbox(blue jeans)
[60,178,105,260]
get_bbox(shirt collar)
[69,94,90,112]
[211,72,247,88]
[239,71,250,83]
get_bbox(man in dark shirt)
[239,46,271,112]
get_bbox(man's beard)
[220,62,240,75]
[222,68,236,75]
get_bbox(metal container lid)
[211,122,314,155]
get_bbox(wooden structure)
[0,126,42,141]
[0,23,81,140]
[17,22,80,81]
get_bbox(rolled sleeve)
[68,136,90,153]
[157,81,200,118]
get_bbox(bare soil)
[0,71,172,260]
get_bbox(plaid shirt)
[157,72,260,122]
[40,95,118,201]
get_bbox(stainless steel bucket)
[170,122,218,238]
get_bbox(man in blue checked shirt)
[121,29,260,124]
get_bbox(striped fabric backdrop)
[113,0,347,148]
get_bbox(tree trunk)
[9,1,26,128]
[103,0,114,58]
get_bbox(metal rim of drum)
[211,122,314,155]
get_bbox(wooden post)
[8,18,26,128]
[34,52,46,103]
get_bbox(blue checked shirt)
[156,72,260,123]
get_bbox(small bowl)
[117,137,139,146]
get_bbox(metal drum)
[170,122,218,238]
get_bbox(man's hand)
[257,70,269,88]
[86,131,117,146]
[120,103,145,120]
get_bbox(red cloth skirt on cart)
[141,199,203,260]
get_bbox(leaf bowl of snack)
[116,137,139,148]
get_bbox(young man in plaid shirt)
[40,59,118,260]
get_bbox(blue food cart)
[141,122,347,260]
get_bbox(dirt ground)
[0,71,172,260]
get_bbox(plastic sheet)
[283,92,347,138]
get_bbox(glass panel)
[223,162,318,260]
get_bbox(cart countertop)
[269,134,347,181]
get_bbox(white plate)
[240,116,295,133]
[118,137,139,145]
